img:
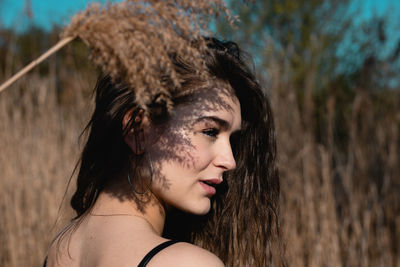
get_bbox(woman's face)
[146,83,241,215]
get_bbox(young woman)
[45,37,281,267]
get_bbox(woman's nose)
[213,140,236,171]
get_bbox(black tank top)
[138,240,179,266]
[43,240,179,267]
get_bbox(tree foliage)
[217,0,351,87]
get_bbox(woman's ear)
[123,108,147,154]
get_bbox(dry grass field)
[268,57,400,266]
[0,31,399,266]
[0,38,97,265]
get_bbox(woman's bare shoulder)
[45,218,224,267]
[148,242,225,267]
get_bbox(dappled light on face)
[146,82,239,190]
[99,79,239,214]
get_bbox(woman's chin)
[180,199,211,216]
[192,200,212,215]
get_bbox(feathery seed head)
[62,0,236,113]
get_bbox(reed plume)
[61,0,235,111]
[0,0,236,110]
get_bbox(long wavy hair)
[68,37,283,266]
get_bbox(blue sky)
[0,0,110,32]
[1,0,399,33]
[335,0,400,75]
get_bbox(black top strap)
[138,240,179,267]
[43,240,179,267]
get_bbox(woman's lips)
[199,179,222,195]
[199,181,217,195]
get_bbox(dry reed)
[1,0,236,110]
[0,30,97,266]
[63,0,235,111]
[268,53,400,266]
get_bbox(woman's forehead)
[178,80,237,108]
[170,84,241,130]
[175,87,237,116]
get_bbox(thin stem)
[0,36,76,93]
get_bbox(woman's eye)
[202,128,219,138]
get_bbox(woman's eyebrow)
[195,116,230,130]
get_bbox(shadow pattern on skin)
[102,79,238,216]
[148,82,236,185]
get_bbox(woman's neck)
[92,190,166,236]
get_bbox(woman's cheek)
[191,139,215,168]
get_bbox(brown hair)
[69,37,283,266]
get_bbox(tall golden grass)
[268,54,400,266]
[0,36,96,266]
[0,30,399,267]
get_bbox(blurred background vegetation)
[0,0,399,266]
